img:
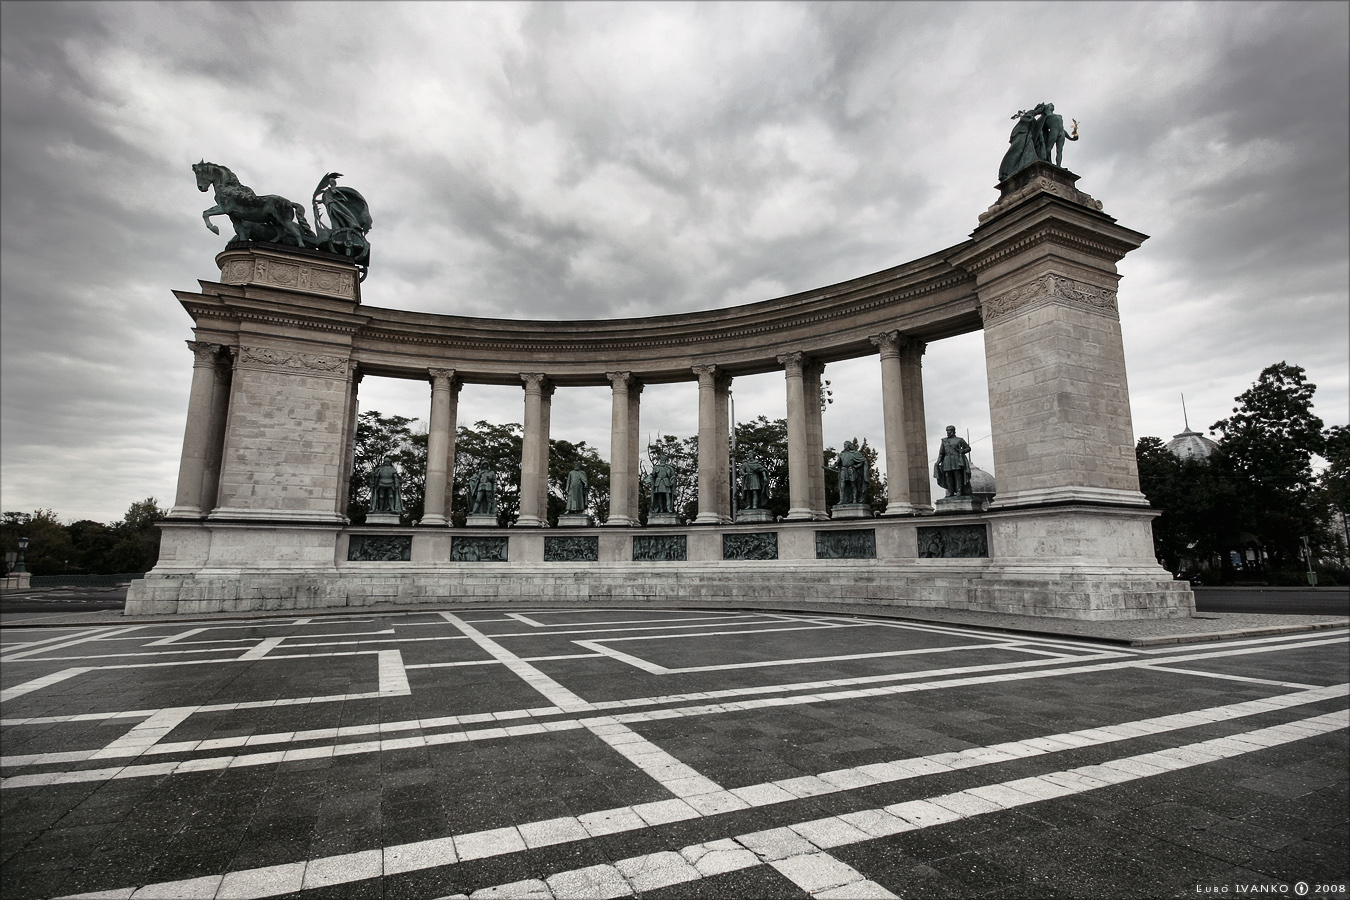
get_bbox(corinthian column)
[872,331,917,515]
[198,347,235,516]
[517,374,550,527]
[538,382,554,522]
[692,365,721,525]
[169,341,225,518]
[803,360,827,519]
[421,368,459,526]
[627,381,643,523]
[606,372,635,526]
[898,338,932,510]
[778,351,813,521]
[713,372,732,523]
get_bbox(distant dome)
[1166,427,1218,462]
[970,465,996,500]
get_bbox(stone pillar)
[518,374,550,527]
[421,368,459,526]
[627,381,642,522]
[803,360,828,519]
[169,341,225,518]
[692,365,721,525]
[539,382,554,522]
[606,372,635,526]
[337,368,362,522]
[872,331,917,515]
[897,338,931,510]
[198,347,235,516]
[713,372,733,523]
[778,351,814,520]
[951,162,1149,508]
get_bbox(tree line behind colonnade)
[0,499,165,578]
[348,412,887,527]
[1136,362,1349,586]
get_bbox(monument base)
[830,504,873,520]
[558,514,593,527]
[935,496,990,514]
[735,509,774,524]
[647,513,681,526]
[364,513,402,525]
[465,514,500,527]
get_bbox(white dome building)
[1165,426,1219,462]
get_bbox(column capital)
[606,371,634,391]
[870,330,902,360]
[898,335,927,359]
[187,341,223,367]
[692,364,718,385]
[520,373,550,395]
[777,351,807,378]
[213,346,237,383]
[428,367,460,391]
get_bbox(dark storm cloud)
[1,1,1346,522]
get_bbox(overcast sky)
[2,1,1347,523]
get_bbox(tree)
[1211,362,1328,571]
[549,440,611,524]
[348,411,427,524]
[1,510,72,576]
[106,498,166,573]
[451,421,523,527]
[1135,437,1242,574]
[1318,424,1350,564]
[823,438,887,515]
[733,416,791,520]
[645,434,700,523]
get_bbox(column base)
[993,487,1150,509]
[693,513,722,525]
[167,506,205,520]
[882,501,922,516]
[785,508,814,521]
[418,514,449,527]
[513,515,545,528]
[603,515,635,527]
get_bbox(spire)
[1181,393,1191,431]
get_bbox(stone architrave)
[517,374,551,527]
[421,368,459,526]
[606,372,635,526]
[778,351,814,521]
[169,341,226,518]
[871,331,917,516]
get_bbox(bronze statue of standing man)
[934,426,973,497]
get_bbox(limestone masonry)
[128,161,1192,620]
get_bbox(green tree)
[105,498,166,573]
[66,519,117,574]
[549,440,611,524]
[734,416,790,520]
[1318,424,1350,564]
[451,421,523,527]
[1211,362,1328,571]
[1,510,73,576]
[645,434,700,523]
[348,411,427,525]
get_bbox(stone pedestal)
[465,514,499,528]
[736,508,773,524]
[829,504,873,520]
[364,512,402,525]
[935,496,989,515]
[558,514,593,527]
[647,513,681,527]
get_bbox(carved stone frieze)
[633,534,687,562]
[236,345,350,379]
[917,524,989,558]
[981,273,1118,325]
[815,529,877,560]
[723,532,778,561]
[979,176,1104,224]
[544,536,599,562]
[347,534,412,561]
[218,255,356,299]
[451,536,508,562]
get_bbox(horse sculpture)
[193,161,316,248]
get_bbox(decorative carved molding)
[723,532,778,560]
[815,529,877,560]
[633,535,687,562]
[606,371,633,391]
[692,364,718,385]
[981,273,1119,325]
[520,373,549,394]
[236,345,350,378]
[219,254,356,299]
[347,534,412,561]
[187,341,223,367]
[777,351,806,378]
[544,536,599,562]
[451,536,508,562]
[870,331,901,359]
[978,175,1104,225]
[428,367,459,392]
[898,336,927,359]
[917,524,989,558]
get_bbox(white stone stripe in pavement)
[1146,665,1319,689]
[583,720,726,803]
[0,667,93,704]
[0,625,144,661]
[59,709,1347,900]
[439,612,594,712]
[236,636,287,661]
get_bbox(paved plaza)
[1,608,1346,899]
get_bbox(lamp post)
[15,535,29,574]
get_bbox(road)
[1194,587,1350,617]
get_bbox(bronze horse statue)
[193,161,316,248]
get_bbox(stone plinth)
[465,514,499,528]
[935,496,990,514]
[830,504,872,520]
[647,513,681,526]
[558,514,593,527]
[364,512,402,525]
[735,509,773,524]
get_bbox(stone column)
[198,348,235,516]
[778,351,814,520]
[627,381,642,523]
[606,372,635,526]
[539,382,554,522]
[714,372,733,522]
[692,365,721,525]
[518,374,549,527]
[421,368,459,526]
[337,368,362,521]
[803,360,827,519]
[897,338,931,510]
[169,341,224,518]
[872,331,917,515]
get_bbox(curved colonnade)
[130,163,1193,620]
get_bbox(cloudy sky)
[2,1,1346,523]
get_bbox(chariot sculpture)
[193,161,374,279]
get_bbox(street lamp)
[15,535,29,574]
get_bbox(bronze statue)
[565,460,589,514]
[999,105,1049,181]
[738,456,768,510]
[1040,103,1078,167]
[193,161,315,248]
[467,462,497,515]
[648,452,677,515]
[368,457,404,514]
[312,172,373,274]
[826,439,870,505]
[934,426,973,497]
